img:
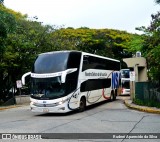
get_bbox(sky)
[4,0,160,34]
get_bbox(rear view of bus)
[120,69,130,95]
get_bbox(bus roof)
[120,69,130,71]
[39,50,120,63]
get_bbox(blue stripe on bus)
[112,72,119,89]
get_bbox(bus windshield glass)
[32,52,69,73]
[31,76,66,99]
[121,70,130,78]
[122,80,130,89]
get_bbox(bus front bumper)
[30,103,70,113]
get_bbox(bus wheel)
[79,97,86,112]
[113,90,117,101]
[110,91,114,102]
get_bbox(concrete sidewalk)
[124,99,160,114]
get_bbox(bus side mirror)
[21,72,31,85]
[61,71,67,83]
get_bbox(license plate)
[43,108,49,112]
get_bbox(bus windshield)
[122,80,130,89]
[32,52,69,73]
[31,76,66,99]
[121,70,130,78]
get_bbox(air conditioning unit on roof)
[136,51,141,57]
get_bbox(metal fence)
[135,81,160,102]
[0,86,30,106]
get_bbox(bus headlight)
[58,98,69,105]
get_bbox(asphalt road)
[0,96,160,142]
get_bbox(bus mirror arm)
[61,68,77,83]
[61,71,67,83]
[21,72,31,85]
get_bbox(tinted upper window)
[32,52,69,73]
[82,55,120,71]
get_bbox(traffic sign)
[130,71,135,81]
[16,80,22,88]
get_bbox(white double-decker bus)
[22,51,120,113]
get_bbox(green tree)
[126,34,144,54]
[56,28,133,60]
[137,11,160,81]
[4,18,56,81]
[0,6,17,102]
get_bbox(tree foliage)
[0,6,57,101]
[137,10,160,80]
[55,28,133,60]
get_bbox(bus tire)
[113,90,117,101]
[110,91,114,102]
[79,97,86,112]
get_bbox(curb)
[0,105,22,111]
[124,100,160,114]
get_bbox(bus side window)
[83,59,89,65]
[82,56,89,71]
